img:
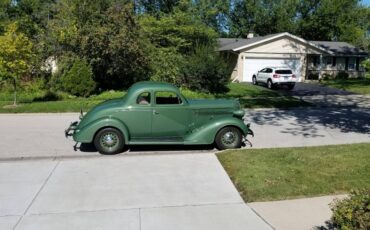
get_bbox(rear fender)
[73,117,129,143]
[184,117,249,145]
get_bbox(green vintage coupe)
[65,82,253,154]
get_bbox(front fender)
[184,117,249,145]
[73,117,129,143]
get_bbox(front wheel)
[94,128,125,155]
[252,76,257,85]
[215,127,243,150]
[267,79,274,89]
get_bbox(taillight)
[273,74,280,78]
[292,74,296,78]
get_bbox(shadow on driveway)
[248,107,370,138]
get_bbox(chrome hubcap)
[100,132,118,148]
[222,131,236,145]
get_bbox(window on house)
[325,57,332,66]
[348,57,356,70]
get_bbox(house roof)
[309,41,368,56]
[218,33,282,51]
[218,32,368,56]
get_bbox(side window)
[155,91,182,105]
[260,68,266,73]
[136,92,151,105]
[266,68,273,73]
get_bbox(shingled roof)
[309,41,368,56]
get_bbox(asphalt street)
[0,106,369,159]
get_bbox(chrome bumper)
[65,121,79,138]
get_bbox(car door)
[265,68,273,81]
[257,68,266,82]
[118,91,153,138]
[151,91,190,139]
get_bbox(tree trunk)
[13,78,17,106]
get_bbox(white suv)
[252,67,296,90]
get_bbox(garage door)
[243,58,302,82]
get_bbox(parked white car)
[252,67,296,90]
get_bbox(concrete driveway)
[0,154,271,230]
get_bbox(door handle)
[153,110,159,115]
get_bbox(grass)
[321,74,370,94]
[0,83,309,113]
[217,143,370,202]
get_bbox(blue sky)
[361,0,370,6]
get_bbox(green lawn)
[0,83,309,113]
[217,143,370,202]
[321,75,370,94]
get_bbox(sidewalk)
[250,195,347,230]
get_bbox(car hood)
[187,99,239,109]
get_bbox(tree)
[0,22,34,105]
[50,0,150,89]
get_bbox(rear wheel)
[252,76,257,85]
[94,128,124,155]
[215,127,242,150]
[267,79,274,89]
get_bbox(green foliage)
[61,58,95,97]
[0,22,34,79]
[331,189,370,230]
[362,59,370,71]
[181,45,230,93]
[50,1,150,89]
[336,71,350,80]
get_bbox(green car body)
[66,82,253,154]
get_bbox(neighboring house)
[218,32,368,82]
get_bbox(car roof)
[263,66,292,69]
[128,81,180,94]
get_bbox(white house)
[218,32,368,82]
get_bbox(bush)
[61,58,96,97]
[181,45,230,94]
[361,59,370,71]
[331,189,370,230]
[322,73,334,80]
[336,71,349,80]
[307,72,319,80]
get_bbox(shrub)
[322,73,334,80]
[331,189,370,230]
[61,58,96,97]
[361,59,370,71]
[336,71,349,80]
[307,72,319,80]
[181,45,230,94]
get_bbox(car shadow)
[79,143,216,154]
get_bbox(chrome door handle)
[153,110,159,115]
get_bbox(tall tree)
[0,22,35,105]
[50,0,150,89]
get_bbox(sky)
[361,0,370,6]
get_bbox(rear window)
[275,70,292,74]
